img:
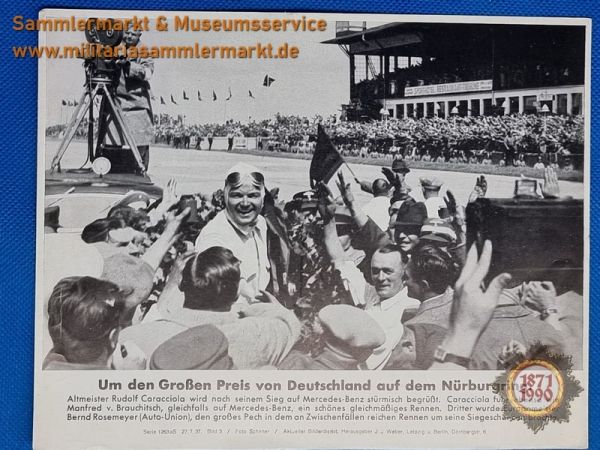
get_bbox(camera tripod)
[50,72,147,175]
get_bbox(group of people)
[43,156,582,371]
[147,113,582,169]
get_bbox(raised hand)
[316,182,336,223]
[541,167,560,199]
[451,241,511,335]
[335,172,355,208]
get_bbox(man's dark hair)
[47,277,124,364]
[107,206,149,231]
[376,243,404,255]
[409,243,459,295]
[372,178,390,197]
[81,218,125,243]
[180,247,241,311]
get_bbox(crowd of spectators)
[147,113,583,170]
[46,111,583,170]
[43,155,583,371]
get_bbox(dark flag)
[170,95,177,105]
[226,87,232,101]
[61,99,67,106]
[263,75,275,87]
[309,125,344,188]
[248,90,255,99]
[73,100,79,106]
[212,90,217,101]
[160,96,166,105]
[183,90,189,100]
[197,90,202,101]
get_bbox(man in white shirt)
[420,177,446,218]
[195,163,269,300]
[362,179,391,232]
[320,200,419,370]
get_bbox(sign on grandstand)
[405,79,493,97]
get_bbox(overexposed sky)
[42,12,354,126]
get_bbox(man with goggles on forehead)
[195,163,269,301]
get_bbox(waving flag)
[309,125,344,188]
[61,99,67,106]
[212,90,217,101]
[263,75,275,87]
[197,90,202,101]
[170,95,177,105]
[160,96,166,105]
[226,87,232,101]
[249,90,255,99]
[183,90,189,100]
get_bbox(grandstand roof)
[322,22,585,61]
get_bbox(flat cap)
[419,177,443,190]
[318,305,385,357]
[150,325,234,370]
[419,218,457,244]
[293,190,318,211]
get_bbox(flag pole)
[343,161,360,182]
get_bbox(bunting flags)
[309,125,344,188]
[226,87,232,101]
[160,96,166,105]
[213,90,217,101]
[170,95,177,105]
[197,90,202,101]
[263,75,275,87]
[249,90,255,99]
[183,90,189,100]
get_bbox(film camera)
[466,182,583,289]
[82,18,126,79]
[49,18,148,176]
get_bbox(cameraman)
[99,24,154,173]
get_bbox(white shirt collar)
[380,287,411,311]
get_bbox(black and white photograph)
[38,13,587,375]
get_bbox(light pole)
[451,105,459,129]
[540,103,550,136]
[380,107,390,124]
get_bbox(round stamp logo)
[506,359,564,417]
[494,346,583,433]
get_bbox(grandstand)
[323,22,585,121]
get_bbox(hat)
[293,190,318,211]
[420,177,443,190]
[101,254,154,309]
[392,160,410,173]
[114,191,151,209]
[150,325,234,370]
[393,201,427,228]
[419,218,457,244]
[318,305,385,360]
